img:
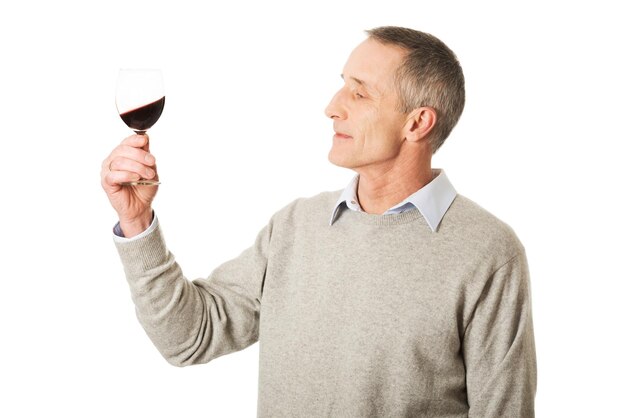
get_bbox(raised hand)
[101,134,159,237]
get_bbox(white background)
[1,1,624,416]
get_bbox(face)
[325,38,409,172]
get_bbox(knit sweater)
[115,191,536,417]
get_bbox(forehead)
[343,38,407,93]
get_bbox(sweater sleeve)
[463,251,537,417]
[114,219,269,367]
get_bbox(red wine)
[119,96,165,132]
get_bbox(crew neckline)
[332,204,431,227]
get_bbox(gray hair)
[366,26,465,153]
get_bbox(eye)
[355,92,365,99]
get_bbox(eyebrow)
[341,74,377,94]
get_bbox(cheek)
[351,106,403,150]
[354,108,379,138]
[372,120,405,154]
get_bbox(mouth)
[333,131,353,140]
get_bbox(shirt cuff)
[112,212,159,243]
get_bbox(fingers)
[101,134,158,187]
[101,159,158,188]
[109,156,156,179]
[102,167,142,187]
[121,133,150,148]
[111,144,156,166]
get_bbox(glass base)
[122,180,160,186]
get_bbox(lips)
[334,131,352,139]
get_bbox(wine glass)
[116,68,165,186]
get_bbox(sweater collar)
[329,169,457,232]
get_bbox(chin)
[328,149,352,169]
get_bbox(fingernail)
[146,168,155,178]
[145,153,155,164]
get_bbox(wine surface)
[119,96,165,131]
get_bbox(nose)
[324,89,347,120]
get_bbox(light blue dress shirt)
[329,169,457,232]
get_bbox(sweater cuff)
[114,222,170,277]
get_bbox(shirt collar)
[329,169,457,232]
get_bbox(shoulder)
[270,190,342,226]
[441,194,525,263]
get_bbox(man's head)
[326,27,464,172]
[367,27,465,153]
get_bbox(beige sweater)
[115,192,536,417]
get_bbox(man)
[102,26,536,417]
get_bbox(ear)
[403,107,437,143]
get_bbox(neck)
[356,155,433,215]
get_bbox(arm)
[463,252,537,417]
[114,220,267,366]
[102,134,265,365]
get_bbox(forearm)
[114,220,263,366]
[115,222,211,365]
